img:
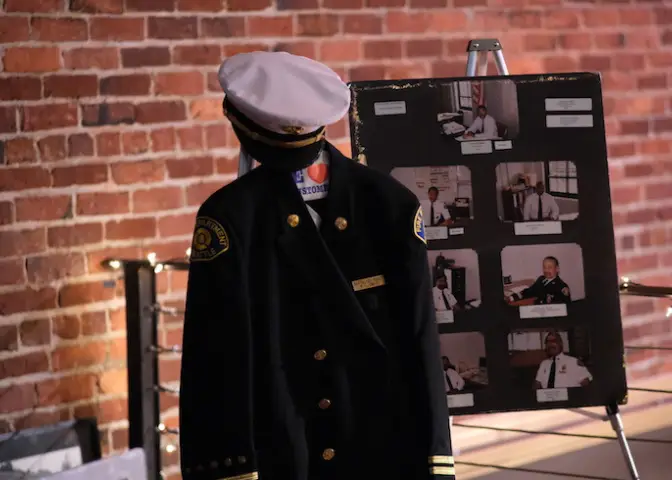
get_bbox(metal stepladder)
[464,38,640,480]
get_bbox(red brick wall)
[0,0,671,477]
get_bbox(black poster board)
[348,73,627,415]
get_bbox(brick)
[0,167,51,191]
[273,42,317,59]
[31,17,87,42]
[224,43,269,57]
[189,98,223,121]
[69,134,95,157]
[4,47,61,73]
[0,77,42,101]
[126,0,175,10]
[646,182,672,200]
[122,131,149,155]
[173,45,221,65]
[101,74,151,96]
[158,212,196,236]
[64,47,119,70]
[111,159,165,184]
[200,17,246,37]
[58,281,117,309]
[16,196,72,221]
[53,315,81,340]
[342,14,383,34]
[82,103,135,127]
[52,341,107,370]
[607,142,636,158]
[248,16,294,37]
[90,18,144,41]
[297,14,339,36]
[583,9,620,27]
[432,60,469,78]
[81,312,107,336]
[216,154,237,174]
[22,104,78,132]
[0,259,26,286]
[151,128,176,151]
[0,287,57,316]
[0,107,17,134]
[186,181,224,206]
[277,0,318,8]
[324,0,362,6]
[52,164,108,187]
[595,33,625,50]
[0,229,46,258]
[4,138,37,165]
[19,319,51,347]
[364,40,402,60]
[0,17,30,43]
[524,34,558,52]
[149,16,197,39]
[366,0,404,4]
[122,47,171,68]
[47,223,102,248]
[385,11,468,33]
[620,120,649,135]
[26,253,86,285]
[38,136,67,162]
[77,192,129,216]
[37,374,97,406]
[136,101,187,124]
[106,218,157,240]
[176,126,203,150]
[0,352,49,379]
[406,39,443,58]
[96,132,121,156]
[70,0,124,13]
[155,72,205,96]
[0,384,35,414]
[319,40,360,62]
[167,156,213,178]
[132,187,184,213]
[177,0,223,10]
[0,202,13,226]
[453,0,485,6]
[0,326,19,352]
[44,74,98,99]
[227,0,270,9]
[206,124,229,149]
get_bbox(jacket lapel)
[272,147,385,352]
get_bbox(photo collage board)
[348,72,627,415]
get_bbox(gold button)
[318,398,331,409]
[224,458,232,467]
[322,448,335,460]
[287,214,300,227]
[314,349,327,361]
[237,456,246,464]
[334,217,348,230]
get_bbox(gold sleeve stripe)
[217,472,259,480]
[428,455,454,465]
[429,465,456,476]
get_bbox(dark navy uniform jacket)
[179,143,455,480]
[514,275,571,305]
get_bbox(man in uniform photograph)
[523,181,560,222]
[506,256,571,305]
[534,331,593,389]
[463,105,498,139]
[433,276,460,312]
[421,186,452,226]
[442,356,465,393]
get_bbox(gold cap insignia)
[281,125,304,135]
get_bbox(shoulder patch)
[413,205,426,245]
[190,216,230,262]
[562,287,570,296]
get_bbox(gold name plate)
[352,274,386,292]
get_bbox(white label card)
[374,101,407,116]
[449,227,465,236]
[546,115,594,128]
[461,140,493,155]
[435,310,454,324]
[519,304,568,319]
[494,140,513,150]
[514,221,562,236]
[425,226,448,240]
[545,98,593,112]
[537,388,569,403]
[448,393,475,409]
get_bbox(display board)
[348,72,627,415]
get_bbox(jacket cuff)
[429,455,456,479]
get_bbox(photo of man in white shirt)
[463,105,498,139]
[420,187,452,227]
[535,332,592,389]
[433,276,459,312]
[523,181,560,221]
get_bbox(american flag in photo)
[471,81,485,108]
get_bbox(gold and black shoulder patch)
[190,216,230,262]
[413,205,426,245]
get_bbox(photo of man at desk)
[495,161,580,223]
[502,243,585,307]
[429,249,481,313]
[439,332,489,392]
[436,79,519,143]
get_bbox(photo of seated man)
[502,243,585,308]
[433,275,459,313]
[442,356,465,393]
[436,79,519,142]
[439,332,489,393]
[429,250,481,313]
[508,327,592,390]
[495,161,579,223]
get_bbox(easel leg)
[606,404,640,480]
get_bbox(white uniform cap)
[218,51,350,136]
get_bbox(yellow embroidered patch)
[352,275,386,292]
[414,205,426,244]
[190,216,230,262]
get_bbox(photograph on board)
[436,79,519,142]
[428,249,481,323]
[501,243,585,318]
[439,332,489,394]
[508,327,592,391]
[391,166,473,241]
[495,161,579,226]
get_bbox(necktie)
[537,194,543,220]
[430,202,436,226]
[547,357,556,388]
[445,372,454,391]
[442,291,451,310]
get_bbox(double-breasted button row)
[287,214,348,231]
